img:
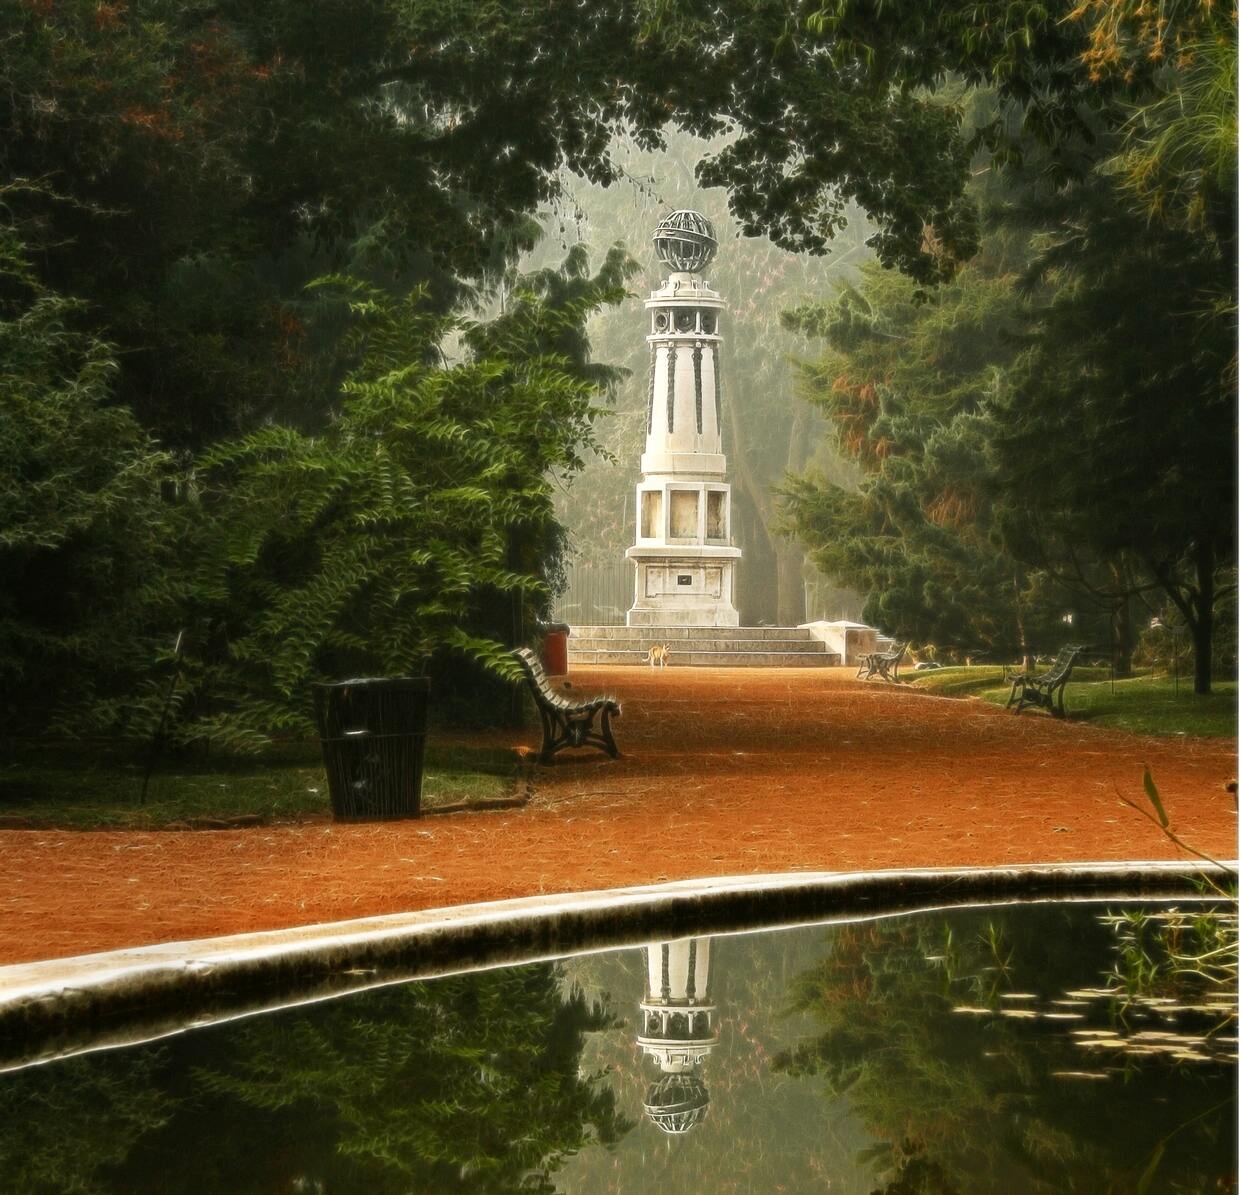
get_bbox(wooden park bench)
[1005,645,1084,717]
[857,642,907,683]
[512,647,621,764]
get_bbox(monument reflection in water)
[636,936,718,1134]
[0,902,1233,1191]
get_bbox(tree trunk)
[734,495,777,624]
[1111,587,1133,678]
[508,526,525,726]
[724,415,778,624]
[1192,539,1215,695]
[1013,573,1033,671]
[776,540,806,625]
[775,399,816,626]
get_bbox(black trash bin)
[313,677,429,821]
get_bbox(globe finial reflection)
[643,1072,710,1135]
[652,209,717,273]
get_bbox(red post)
[541,624,570,676]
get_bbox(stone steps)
[569,649,840,667]
[570,625,818,642]
[572,638,826,655]
[566,625,840,668]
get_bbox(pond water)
[0,901,1234,1193]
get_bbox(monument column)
[626,210,741,627]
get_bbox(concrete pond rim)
[0,859,1234,1073]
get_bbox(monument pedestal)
[625,547,740,627]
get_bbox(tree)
[777,208,1097,661]
[0,965,629,1193]
[778,45,1235,674]
[0,1049,174,1195]
[0,0,1000,451]
[990,170,1235,694]
[775,906,1236,1192]
[148,970,629,1193]
[0,213,172,731]
[3,0,1233,723]
[150,248,632,748]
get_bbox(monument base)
[625,551,740,628]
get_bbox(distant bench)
[1005,645,1084,717]
[513,647,621,763]
[856,642,907,683]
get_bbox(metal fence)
[802,575,865,625]
[551,559,632,626]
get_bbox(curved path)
[1,667,1234,964]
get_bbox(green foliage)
[2,0,1235,739]
[145,250,633,748]
[990,168,1235,692]
[0,0,1032,461]
[774,906,1236,1192]
[0,1051,174,1195]
[0,216,173,730]
[1116,33,1238,242]
[193,975,625,1191]
[782,67,1235,676]
[0,965,629,1193]
[778,224,1085,655]
[1141,764,1170,828]
[118,967,627,1193]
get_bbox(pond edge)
[0,860,1233,1071]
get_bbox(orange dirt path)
[1,667,1235,966]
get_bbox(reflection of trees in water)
[0,964,629,1194]
[0,1051,172,1195]
[775,906,1237,1194]
[14,911,1225,1193]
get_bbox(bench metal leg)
[598,707,620,758]
[537,708,620,763]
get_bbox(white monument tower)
[626,210,741,627]
[636,936,718,1134]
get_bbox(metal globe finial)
[652,209,717,273]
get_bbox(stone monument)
[625,210,741,627]
[564,211,841,666]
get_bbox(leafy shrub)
[152,250,632,749]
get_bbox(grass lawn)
[0,739,517,829]
[907,666,1237,737]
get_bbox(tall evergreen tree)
[990,174,1235,693]
[778,206,1094,659]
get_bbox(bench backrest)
[513,647,575,712]
[513,646,552,693]
[1042,645,1082,684]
